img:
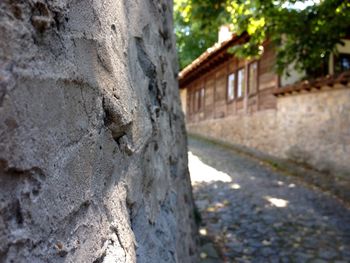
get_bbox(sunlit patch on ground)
[189,137,350,262]
[264,196,289,208]
[230,183,241,189]
[206,200,231,213]
[199,228,208,236]
[188,151,232,184]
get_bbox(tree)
[174,0,230,69]
[227,0,350,77]
[175,0,350,77]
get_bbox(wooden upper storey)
[179,36,279,123]
[179,34,350,123]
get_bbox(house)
[179,28,350,201]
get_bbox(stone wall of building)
[188,110,278,155]
[0,0,197,262]
[276,86,350,176]
[188,85,350,187]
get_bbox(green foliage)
[227,0,350,77]
[174,0,230,69]
[175,0,350,77]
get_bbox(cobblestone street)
[189,137,350,263]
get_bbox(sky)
[283,0,321,10]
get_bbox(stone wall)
[188,85,350,190]
[188,110,278,155]
[0,1,197,262]
[276,86,350,176]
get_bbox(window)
[237,68,245,98]
[227,73,235,101]
[191,91,196,113]
[248,62,258,94]
[195,90,199,112]
[193,87,205,112]
[199,87,205,110]
[335,53,350,73]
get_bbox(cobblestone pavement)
[189,137,350,263]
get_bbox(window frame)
[195,89,199,112]
[192,90,196,113]
[248,61,259,96]
[199,86,205,111]
[334,53,350,73]
[227,72,236,102]
[192,86,205,113]
[237,67,245,99]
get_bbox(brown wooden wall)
[185,42,278,123]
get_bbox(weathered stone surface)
[0,0,197,262]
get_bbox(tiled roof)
[178,33,246,85]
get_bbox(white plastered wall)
[281,39,350,86]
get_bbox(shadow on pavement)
[189,137,350,263]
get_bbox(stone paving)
[189,137,350,263]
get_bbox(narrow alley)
[189,137,350,263]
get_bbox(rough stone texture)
[188,86,350,199]
[0,1,197,262]
[276,87,350,176]
[189,110,278,157]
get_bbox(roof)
[274,70,350,96]
[178,33,248,87]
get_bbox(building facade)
[179,34,350,201]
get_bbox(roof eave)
[178,33,248,88]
